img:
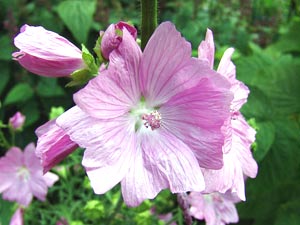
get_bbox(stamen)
[142,110,162,130]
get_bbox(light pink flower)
[35,120,78,173]
[10,208,23,225]
[55,22,232,206]
[188,192,239,225]
[101,21,137,59]
[0,143,59,207]
[198,29,258,200]
[9,112,26,130]
[13,24,84,77]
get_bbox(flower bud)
[101,21,137,59]
[9,112,25,130]
[13,24,84,77]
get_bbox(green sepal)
[93,35,105,62]
[81,44,99,74]
[66,68,95,87]
[49,106,65,120]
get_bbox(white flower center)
[17,166,30,181]
[130,97,162,131]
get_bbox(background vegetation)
[0,0,299,224]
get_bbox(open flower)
[53,22,232,206]
[188,191,239,225]
[0,143,58,206]
[13,24,84,77]
[101,21,137,59]
[9,112,26,131]
[35,120,78,173]
[198,29,258,200]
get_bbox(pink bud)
[9,112,25,130]
[13,24,84,77]
[101,21,137,59]
[9,208,23,225]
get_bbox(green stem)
[141,0,158,50]
[0,130,10,149]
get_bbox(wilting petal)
[36,120,78,173]
[198,28,215,69]
[161,75,232,169]
[74,28,142,119]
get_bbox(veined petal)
[198,28,215,69]
[14,25,82,60]
[121,130,205,207]
[29,174,48,201]
[231,81,250,112]
[140,22,197,106]
[24,143,42,174]
[232,114,257,178]
[74,29,142,119]
[57,106,135,193]
[36,120,78,173]
[161,75,232,169]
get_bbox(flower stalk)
[141,0,158,50]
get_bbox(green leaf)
[56,0,96,44]
[36,77,65,97]
[253,121,276,162]
[275,200,300,225]
[22,100,40,126]
[4,83,33,105]
[66,68,94,87]
[0,35,14,61]
[0,198,15,225]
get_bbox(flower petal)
[43,172,59,187]
[29,174,48,201]
[57,106,135,194]
[217,47,235,80]
[198,28,215,68]
[24,143,42,174]
[9,208,23,225]
[121,130,205,207]
[74,28,142,119]
[141,22,208,106]
[14,24,82,60]
[160,75,232,169]
[36,120,78,173]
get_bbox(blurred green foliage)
[0,0,300,224]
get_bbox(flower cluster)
[12,21,257,224]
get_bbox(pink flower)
[188,192,239,225]
[198,29,258,200]
[10,208,23,225]
[35,120,78,173]
[101,21,137,59]
[55,22,232,206]
[9,112,26,130]
[0,143,59,206]
[13,24,84,77]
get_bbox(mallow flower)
[101,21,137,59]
[53,22,233,206]
[188,191,239,225]
[13,24,84,77]
[0,143,58,206]
[35,120,78,173]
[198,29,258,200]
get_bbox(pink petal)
[217,47,235,81]
[43,172,59,187]
[121,130,205,207]
[14,24,82,60]
[13,52,83,77]
[10,208,23,225]
[198,28,215,69]
[29,174,48,201]
[74,28,142,119]
[57,106,135,193]
[230,81,250,112]
[24,143,42,174]
[140,22,198,106]
[232,114,257,178]
[2,178,33,207]
[35,120,78,173]
[160,75,232,169]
